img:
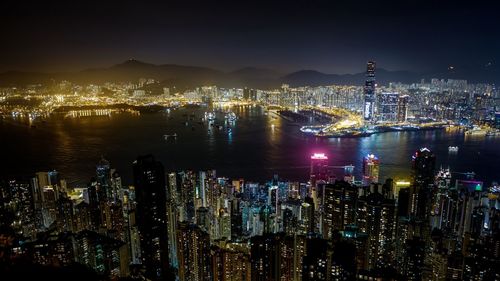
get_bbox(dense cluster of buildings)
[0,149,498,280]
[1,62,499,129]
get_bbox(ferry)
[204,111,216,121]
[163,133,177,140]
[448,146,459,153]
[225,112,237,121]
[486,130,499,137]
[465,126,487,136]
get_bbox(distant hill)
[78,60,224,87]
[0,60,498,88]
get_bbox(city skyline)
[1,2,499,281]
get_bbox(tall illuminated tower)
[410,148,436,219]
[96,157,111,200]
[362,154,380,185]
[363,61,376,122]
[176,222,212,281]
[133,155,171,280]
[310,153,329,186]
[397,95,409,122]
[321,181,357,238]
[365,191,396,270]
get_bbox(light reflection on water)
[1,105,499,187]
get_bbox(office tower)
[268,185,279,212]
[321,181,357,238]
[364,191,396,270]
[119,185,142,265]
[378,92,399,122]
[300,198,315,235]
[96,157,111,200]
[73,201,92,232]
[36,172,50,190]
[283,207,298,236]
[382,178,395,199]
[397,95,409,122]
[219,209,232,239]
[310,153,329,187]
[179,171,196,223]
[87,181,102,231]
[198,171,207,207]
[176,222,212,281]
[196,207,210,234]
[430,169,456,230]
[362,154,380,185]
[243,87,251,100]
[412,148,436,189]
[110,171,122,202]
[48,170,59,186]
[74,230,130,278]
[230,197,243,240]
[410,148,436,220]
[133,155,171,280]
[55,195,74,233]
[363,61,376,122]
[103,201,126,241]
[260,205,274,234]
[166,172,179,269]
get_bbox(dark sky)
[1,1,499,74]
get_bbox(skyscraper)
[96,157,111,200]
[176,222,212,281]
[410,148,436,219]
[133,155,171,280]
[310,153,329,186]
[363,61,376,122]
[364,191,396,270]
[378,92,399,122]
[362,154,380,186]
[397,95,409,122]
[321,181,357,238]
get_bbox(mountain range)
[0,59,498,88]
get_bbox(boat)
[225,112,237,121]
[465,126,487,135]
[163,133,177,140]
[486,130,499,137]
[204,111,216,121]
[448,146,459,153]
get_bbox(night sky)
[1,1,499,74]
